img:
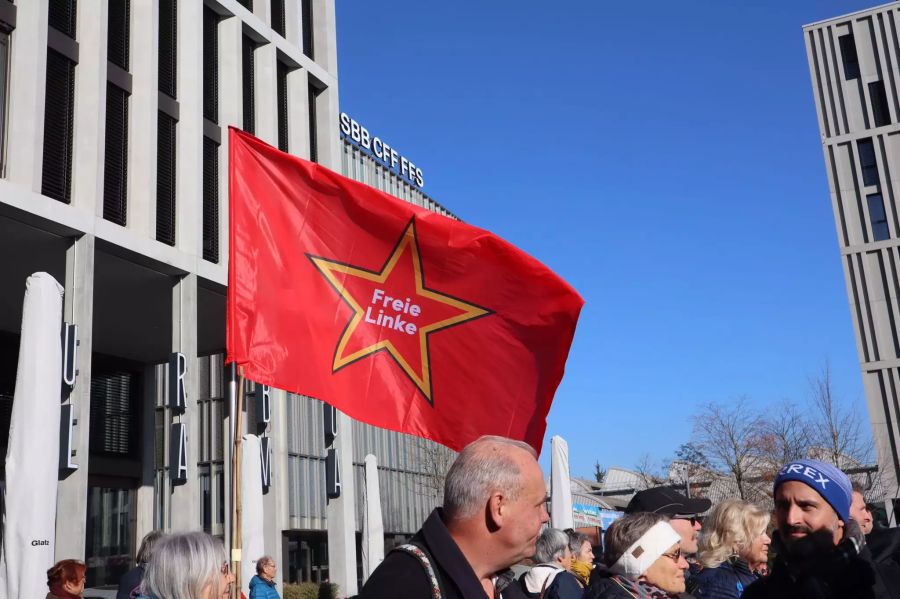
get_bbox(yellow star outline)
[307,218,492,403]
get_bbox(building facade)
[0,0,452,595]
[804,1,900,520]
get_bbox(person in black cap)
[623,487,712,588]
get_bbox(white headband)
[609,521,681,580]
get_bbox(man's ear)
[487,492,504,529]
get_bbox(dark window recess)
[49,0,77,38]
[236,0,252,9]
[859,139,879,187]
[159,0,177,98]
[308,85,318,163]
[277,61,289,152]
[107,0,130,71]
[839,34,860,80]
[103,83,129,226]
[89,368,139,457]
[242,36,255,134]
[41,49,76,203]
[0,30,9,177]
[203,6,218,123]
[301,0,313,59]
[870,81,891,127]
[156,112,177,246]
[868,193,890,241]
[203,136,219,263]
[272,0,286,37]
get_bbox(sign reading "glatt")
[340,112,425,188]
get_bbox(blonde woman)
[691,500,770,598]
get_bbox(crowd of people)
[41,434,900,599]
[360,436,900,599]
[45,531,280,599]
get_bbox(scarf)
[570,559,593,586]
[610,574,680,599]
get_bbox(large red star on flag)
[307,218,492,403]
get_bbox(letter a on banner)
[170,423,188,483]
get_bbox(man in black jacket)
[359,435,549,599]
[743,459,899,599]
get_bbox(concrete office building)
[0,0,453,594]
[804,1,900,520]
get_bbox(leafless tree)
[756,399,813,477]
[692,399,764,501]
[634,454,666,489]
[404,435,456,501]
[808,361,871,469]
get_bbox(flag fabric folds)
[550,435,574,529]
[0,273,63,599]
[227,128,583,452]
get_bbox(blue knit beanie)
[773,459,852,523]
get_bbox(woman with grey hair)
[117,530,165,599]
[585,513,689,599]
[520,527,584,599]
[137,531,234,599]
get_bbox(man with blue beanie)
[743,459,900,599]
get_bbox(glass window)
[839,34,860,80]
[870,81,891,128]
[867,193,890,241]
[858,139,879,187]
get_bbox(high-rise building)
[0,1,454,595]
[804,1,900,520]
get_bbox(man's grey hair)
[566,530,590,555]
[443,435,538,520]
[140,531,227,599]
[136,530,165,565]
[256,555,274,575]
[602,512,668,567]
[534,527,569,563]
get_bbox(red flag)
[227,128,583,452]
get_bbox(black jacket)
[519,565,583,599]
[585,566,695,599]
[690,559,758,599]
[116,565,144,599]
[359,509,528,599]
[742,531,900,599]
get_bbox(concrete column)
[127,0,158,240]
[254,42,278,147]
[327,410,358,597]
[262,389,289,586]
[284,0,301,49]
[176,0,204,256]
[314,0,337,76]
[135,366,158,544]
[170,273,200,529]
[71,0,108,217]
[55,234,96,560]
[316,85,341,171]
[218,15,244,273]
[5,0,48,191]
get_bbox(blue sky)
[336,1,886,479]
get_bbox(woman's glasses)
[661,548,684,562]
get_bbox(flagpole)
[231,367,245,599]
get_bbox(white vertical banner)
[361,454,384,580]
[550,435,574,530]
[241,434,265,598]
[0,273,64,599]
